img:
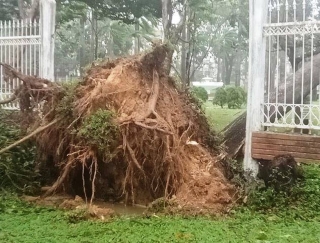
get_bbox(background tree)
[0,0,19,21]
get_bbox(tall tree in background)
[0,0,19,20]
[54,0,162,77]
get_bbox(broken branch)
[0,119,59,155]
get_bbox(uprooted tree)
[0,45,234,212]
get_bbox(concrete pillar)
[40,0,56,80]
[244,0,268,176]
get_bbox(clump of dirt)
[1,44,234,214]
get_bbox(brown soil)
[2,44,235,214]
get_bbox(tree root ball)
[1,45,236,214]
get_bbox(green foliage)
[111,21,135,56]
[56,81,79,121]
[2,176,320,243]
[190,86,208,103]
[64,208,89,224]
[212,87,227,108]
[0,0,19,21]
[0,111,38,193]
[246,164,320,220]
[225,86,246,109]
[213,86,246,109]
[57,0,161,24]
[78,109,119,155]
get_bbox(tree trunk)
[235,53,241,87]
[222,53,320,158]
[18,0,26,18]
[216,57,221,83]
[161,0,173,75]
[224,55,234,85]
[180,21,187,88]
[90,10,98,61]
[134,19,141,55]
[79,15,86,76]
[107,20,114,58]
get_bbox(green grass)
[1,164,320,243]
[1,103,320,243]
[203,101,245,132]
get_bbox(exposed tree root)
[43,158,75,197]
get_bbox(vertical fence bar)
[0,21,3,102]
[33,21,37,75]
[267,0,272,127]
[29,19,32,76]
[4,21,7,100]
[292,0,297,126]
[310,1,315,128]
[12,20,16,94]
[300,0,306,130]
[275,0,280,125]
[244,0,268,175]
[285,0,288,106]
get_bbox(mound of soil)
[1,45,234,214]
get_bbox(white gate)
[0,0,56,109]
[245,0,320,173]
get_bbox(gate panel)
[263,0,320,133]
[0,19,41,109]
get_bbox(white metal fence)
[0,19,41,109]
[262,0,320,132]
[245,0,320,173]
[0,0,56,109]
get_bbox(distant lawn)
[204,101,245,132]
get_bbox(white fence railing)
[0,19,41,109]
[262,0,320,131]
[0,0,56,109]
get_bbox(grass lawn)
[203,101,245,132]
[1,102,320,243]
[1,164,320,243]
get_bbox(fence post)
[40,0,56,80]
[244,0,268,176]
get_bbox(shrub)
[225,86,246,109]
[213,86,246,109]
[213,87,227,108]
[190,86,208,103]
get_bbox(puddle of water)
[94,200,147,216]
[23,195,147,216]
